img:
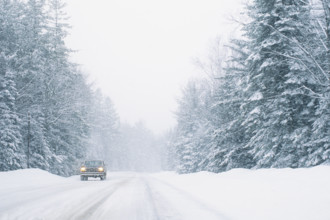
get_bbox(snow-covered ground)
[0,166,330,220]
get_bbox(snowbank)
[152,166,330,220]
[0,168,66,188]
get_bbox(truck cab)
[80,160,107,181]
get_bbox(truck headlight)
[98,167,104,172]
[80,167,86,172]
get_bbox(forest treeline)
[169,0,330,173]
[0,0,167,175]
[0,0,160,176]
[0,0,100,175]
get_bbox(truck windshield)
[84,161,102,166]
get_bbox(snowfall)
[0,166,330,220]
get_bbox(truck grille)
[86,168,98,172]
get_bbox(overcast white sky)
[65,0,245,134]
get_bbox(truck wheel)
[80,176,84,181]
[100,176,105,181]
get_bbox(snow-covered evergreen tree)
[13,0,54,170]
[174,80,212,173]
[0,0,24,170]
[0,56,24,171]
[243,0,319,168]
[301,0,330,166]
[87,90,120,169]
[171,0,329,173]
[200,38,254,172]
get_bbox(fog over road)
[0,172,227,220]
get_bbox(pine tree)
[11,0,52,170]
[243,0,319,168]
[174,80,211,173]
[42,0,86,175]
[208,50,254,171]
[302,0,330,166]
[87,90,120,168]
[0,0,24,169]
[0,56,23,171]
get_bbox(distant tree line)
[170,0,330,173]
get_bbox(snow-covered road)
[1,167,330,220]
[0,171,228,220]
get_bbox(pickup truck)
[80,160,107,181]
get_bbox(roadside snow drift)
[153,166,330,220]
[0,166,329,220]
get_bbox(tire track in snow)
[142,177,185,220]
[61,178,130,220]
[148,176,232,220]
[0,177,129,220]
[141,178,162,220]
[0,182,93,213]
